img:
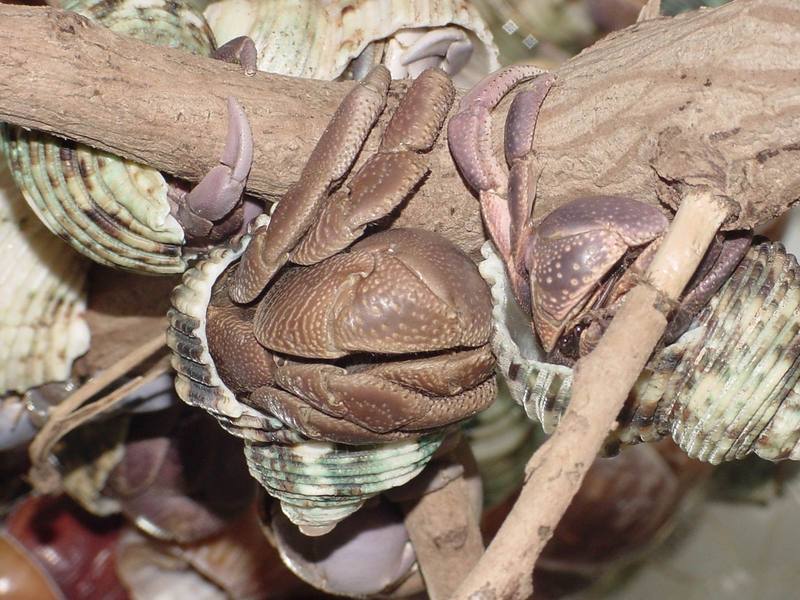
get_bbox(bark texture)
[0,0,798,261]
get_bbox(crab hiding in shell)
[1,0,260,274]
[448,66,800,465]
[168,66,496,533]
[448,65,751,365]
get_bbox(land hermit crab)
[168,66,497,534]
[1,0,259,274]
[448,65,800,464]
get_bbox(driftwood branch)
[1,0,799,259]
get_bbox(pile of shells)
[0,159,89,397]
[167,218,447,535]
[0,0,216,274]
[481,239,800,464]
[204,0,499,85]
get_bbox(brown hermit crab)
[447,65,751,364]
[168,66,496,533]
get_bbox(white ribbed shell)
[204,0,500,85]
[0,160,90,395]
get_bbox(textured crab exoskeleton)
[1,0,256,274]
[448,65,751,360]
[170,66,497,534]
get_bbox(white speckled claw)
[181,97,253,234]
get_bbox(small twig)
[637,0,662,22]
[28,333,167,492]
[399,438,484,600]
[451,190,731,600]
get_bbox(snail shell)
[0,160,89,396]
[247,435,443,536]
[167,214,291,440]
[463,376,539,507]
[0,0,216,274]
[480,240,800,464]
[203,0,500,86]
[167,218,445,535]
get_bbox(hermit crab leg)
[399,27,473,77]
[228,66,391,303]
[212,36,258,76]
[447,65,553,270]
[268,361,495,435]
[291,68,455,265]
[664,232,752,342]
[245,386,411,444]
[184,98,253,221]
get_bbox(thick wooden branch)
[1,0,799,260]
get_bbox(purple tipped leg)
[212,36,258,76]
[183,97,253,225]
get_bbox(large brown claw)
[254,229,492,359]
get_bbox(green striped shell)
[0,0,216,274]
[480,240,800,465]
[0,157,90,395]
[463,377,539,507]
[167,216,444,534]
[247,435,443,535]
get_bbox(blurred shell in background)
[0,159,89,396]
[1,495,128,600]
[203,0,500,85]
[463,376,539,508]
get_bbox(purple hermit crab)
[168,66,497,534]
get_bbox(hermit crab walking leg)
[447,66,555,307]
[176,97,254,238]
[228,66,392,302]
[229,66,455,302]
[211,36,258,76]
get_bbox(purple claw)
[504,74,556,164]
[448,65,552,287]
[664,232,752,342]
[400,27,473,78]
[184,97,253,222]
[212,36,258,76]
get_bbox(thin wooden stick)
[451,190,731,600]
[401,439,484,600]
[28,333,166,492]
